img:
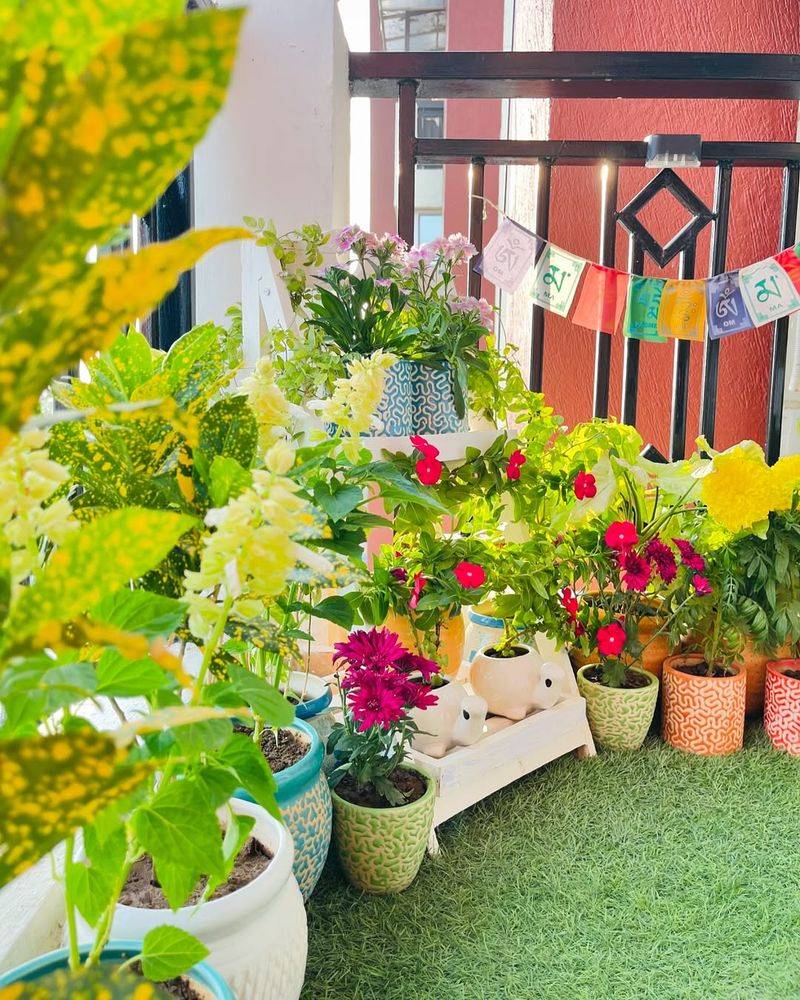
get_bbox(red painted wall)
[546,0,800,454]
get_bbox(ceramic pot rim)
[284,671,332,720]
[577,663,659,694]
[474,640,534,660]
[330,762,434,816]
[468,610,505,630]
[0,941,233,996]
[767,658,800,681]
[663,653,744,681]
[273,718,324,797]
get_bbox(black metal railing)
[350,51,800,462]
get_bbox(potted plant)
[764,656,800,754]
[327,628,439,894]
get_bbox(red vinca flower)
[645,539,677,584]
[416,456,443,486]
[672,538,706,573]
[621,550,651,592]
[506,449,527,481]
[573,470,597,500]
[596,621,627,657]
[347,673,406,732]
[410,435,440,459]
[572,619,586,637]
[692,574,713,595]
[453,561,487,588]
[604,520,638,551]
[559,587,579,619]
[408,572,426,610]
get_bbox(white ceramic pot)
[409,680,488,758]
[79,799,307,1000]
[463,609,505,664]
[470,640,566,720]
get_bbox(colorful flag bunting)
[705,271,753,340]
[531,244,586,316]
[476,218,543,293]
[624,276,667,341]
[570,264,630,334]
[774,244,800,294]
[657,279,706,341]
[739,258,800,326]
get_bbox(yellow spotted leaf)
[0,964,170,999]
[0,731,154,886]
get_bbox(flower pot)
[464,608,505,663]
[283,669,334,744]
[330,764,435,894]
[410,360,468,434]
[409,678,488,757]
[0,941,234,999]
[661,653,746,756]
[87,799,308,1000]
[235,719,332,901]
[636,616,671,681]
[740,641,791,716]
[764,659,800,754]
[576,664,658,751]
[470,641,566,721]
[376,358,414,436]
[385,610,465,677]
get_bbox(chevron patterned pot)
[764,659,800,755]
[331,764,435,894]
[235,719,332,900]
[410,360,468,434]
[661,654,745,756]
[577,665,659,751]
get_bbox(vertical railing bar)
[592,161,619,417]
[529,158,552,391]
[620,237,644,426]
[397,79,418,246]
[699,161,733,449]
[766,160,800,463]
[468,157,485,300]
[669,245,696,460]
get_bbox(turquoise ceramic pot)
[410,360,468,434]
[0,941,233,997]
[236,718,332,901]
[375,359,414,436]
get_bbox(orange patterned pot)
[636,617,671,681]
[740,642,791,717]
[764,659,800,755]
[385,611,465,678]
[661,653,746,756]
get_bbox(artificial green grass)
[304,727,800,1000]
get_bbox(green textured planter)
[577,664,658,751]
[331,765,435,894]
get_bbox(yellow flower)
[318,350,397,454]
[240,358,291,450]
[265,438,295,475]
[701,441,800,533]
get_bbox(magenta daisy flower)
[347,673,406,731]
[333,627,407,670]
[396,652,440,682]
[645,539,677,584]
[621,550,651,592]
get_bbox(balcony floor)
[304,725,799,999]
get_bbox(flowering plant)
[327,628,439,805]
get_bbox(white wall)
[193,0,351,326]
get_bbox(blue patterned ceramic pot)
[0,941,234,998]
[410,360,468,434]
[235,718,332,901]
[375,358,414,436]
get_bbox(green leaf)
[199,395,258,470]
[216,732,280,820]
[314,483,364,522]
[312,595,354,630]
[208,454,252,507]
[95,650,170,698]
[0,962,170,998]
[91,589,185,640]
[226,662,295,728]
[0,731,154,886]
[141,925,209,983]
[203,809,255,900]
[6,508,195,644]
[68,823,127,926]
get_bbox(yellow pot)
[385,611,465,678]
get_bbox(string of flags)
[475,216,800,342]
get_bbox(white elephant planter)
[410,681,488,758]
[470,641,566,720]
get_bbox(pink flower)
[375,277,392,288]
[673,538,706,573]
[621,550,651,592]
[399,679,439,711]
[454,561,486,588]
[380,232,407,255]
[397,652,440,682]
[451,295,494,329]
[416,456,443,485]
[390,566,408,583]
[596,621,627,658]
[400,244,436,274]
[410,435,440,459]
[692,574,713,595]
[559,587,579,619]
[604,520,638,551]
[332,225,364,252]
[506,449,527,481]
[645,539,677,584]
[347,673,406,731]
[333,627,407,670]
[445,233,477,260]
[408,572,426,610]
[573,470,597,500]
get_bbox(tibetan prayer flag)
[477,218,543,293]
[739,258,800,325]
[570,264,630,334]
[705,271,753,340]
[623,276,667,341]
[774,244,800,294]
[657,279,706,341]
[531,244,586,316]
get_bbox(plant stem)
[192,594,234,703]
[64,836,80,972]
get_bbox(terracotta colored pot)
[385,611,465,677]
[331,765,435,894]
[764,659,800,755]
[577,665,658,751]
[740,642,791,717]
[661,653,746,756]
